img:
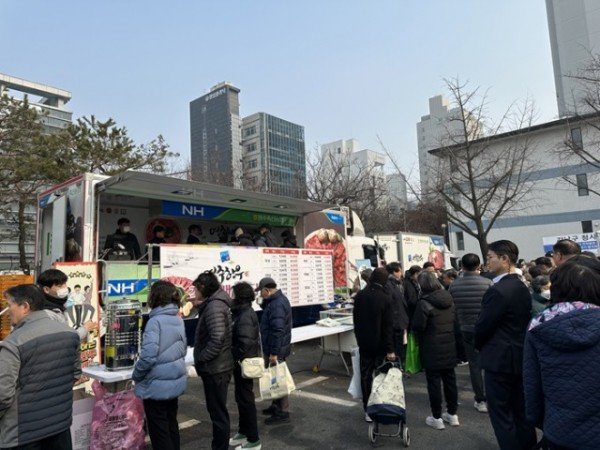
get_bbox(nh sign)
[182,204,205,217]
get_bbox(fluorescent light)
[229,198,247,203]
[275,205,288,209]
[172,189,193,195]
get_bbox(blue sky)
[1,1,556,179]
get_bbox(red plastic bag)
[90,380,146,450]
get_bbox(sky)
[1,1,557,181]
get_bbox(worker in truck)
[104,217,142,260]
[148,225,167,262]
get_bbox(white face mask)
[55,287,69,299]
[540,290,551,300]
[121,226,131,233]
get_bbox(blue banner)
[162,200,227,219]
[325,212,345,225]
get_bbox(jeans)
[143,398,180,450]
[425,368,458,419]
[201,371,232,450]
[14,429,72,450]
[462,330,486,402]
[233,364,260,441]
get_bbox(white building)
[546,0,600,117]
[386,173,408,213]
[432,114,600,260]
[416,95,477,195]
[320,138,386,183]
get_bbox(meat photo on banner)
[159,245,335,309]
[54,262,101,392]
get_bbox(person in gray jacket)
[0,284,81,449]
[193,271,234,450]
[133,280,187,450]
[448,253,493,413]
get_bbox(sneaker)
[262,405,277,416]
[364,413,373,423]
[425,416,445,430]
[441,412,460,426]
[474,401,488,413]
[235,440,261,450]
[264,412,290,425]
[229,433,247,446]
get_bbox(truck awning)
[95,171,334,216]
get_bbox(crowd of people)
[1,236,599,449]
[352,238,600,450]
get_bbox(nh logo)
[182,204,204,217]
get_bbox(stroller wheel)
[402,425,410,447]
[368,422,377,443]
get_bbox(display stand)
[291,323,354,374]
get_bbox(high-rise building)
[0,73,72,270]
[546,0,600,117]
[0,73,72,133]
[241,112,306,198]
[190,82,243,188]
[386,173,408,213]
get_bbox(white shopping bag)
[347,347,362,399]
[259,361,295,401]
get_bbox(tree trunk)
[17,199,30,274]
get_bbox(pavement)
[172,340,499,450]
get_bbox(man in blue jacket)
[257,277,292,425]
[474,240,536,450]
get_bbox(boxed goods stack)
[0,274,34,340]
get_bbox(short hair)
[360,268,373,283]
[385,262,402,274]
[259,223,271,231]
[37,269,68,288]
[369,267,389,286]
[550,258,600,306]
[423,262,435,270]
[487,240,519,265]
[188,224,201,233]
[531,275,550,294]
[528,265,545,279]
[418,271,444,294]
[148,280,181,308]
[461,253,481,271]
[193,271,221,298]
[117,217,130,226]
[553,239,581,256]
[5,285,45,311]
[407,265,422,276]
[443,269,458,281]
[74,284,81,289]
[153,225,165,234]
[535,257,553,268]
[232,282,255,305]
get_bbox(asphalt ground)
[171,340,501,450]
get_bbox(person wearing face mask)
[530,275,551,317]
[37,269,98,340]
[104,217,142,260]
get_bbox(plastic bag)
[90,380,146,450]
[347,347,362,399]
[405,332,422,374]
[259,361,295,401]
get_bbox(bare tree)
[305,145,388,223]
[421,79,537,257]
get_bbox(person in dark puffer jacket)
[412,271,459,430]
[0,285,81,449]
[404,265,422,327]
[133,281,187,450]
[524,256,600,450]
[257,277,292,425]
[385,262,409,367]
[193,271,234,450]
[229,282,261,450]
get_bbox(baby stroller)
[366,360,410,446]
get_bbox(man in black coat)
[385,262,409,366]
[403,265,422,327]
[193,272,234,450]
[353,268,396,422]
[474,240,536,450]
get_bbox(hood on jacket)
[422,289,453,310]
[529,305,600,351]
[149,303,180,318]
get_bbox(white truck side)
[374,232,452,270]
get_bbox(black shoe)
[262,405,277,416]
[264,412,290,425]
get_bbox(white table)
[83,347,195,384]
[291,324,355,374]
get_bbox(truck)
[36,171,380,316]
[373,232,454,271]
